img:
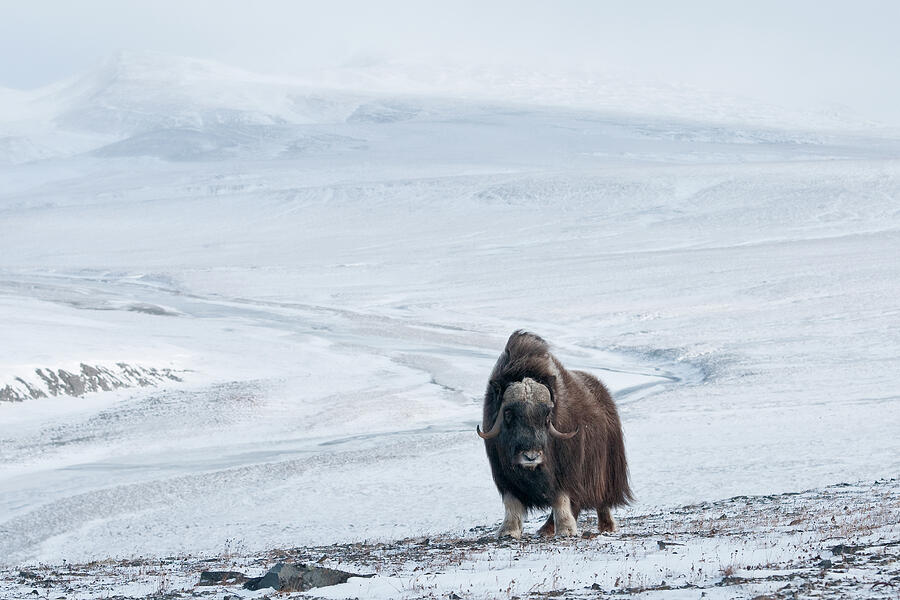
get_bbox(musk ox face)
[499,380,553,470]
[478,377,577,471]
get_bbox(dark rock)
[81,363,112,392]
[36,368,62,395]
[0,377,48,402]
[4,362,185,402]
[818,559,832,568]
[126,302,179,316]
[243,565,282,591]
[19,377,46,399]
[57,369,86,396]
[243,562,373,592]
[0,384,21,402]
[717,575,747,586]
[198,571,247,585]
[117,363,152,386]
[18,570,41,580]
[831,543,857,555]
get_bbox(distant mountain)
[0,52,365,163]
[304,58,878,132]
[52,52,365,135]
[0,51,886,165]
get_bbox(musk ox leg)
[497,493,525,539]
[597,506,617,533]
[537,512,555,537]
[552,492,578,537]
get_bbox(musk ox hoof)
[554,515,578,537]
[597,508,617,533]
[497,527,523,539]
[598,518,617,533]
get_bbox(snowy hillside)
[1,52,899,597]
[1,52,895,165]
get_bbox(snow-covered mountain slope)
[0,53,899,568]
[0,52,361,163]
[308,57,883,132]
[1,52,896,165]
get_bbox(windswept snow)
[1,53,899,580]
[2,481,897,599]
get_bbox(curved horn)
[548,419,578,439]
[477,383,506,439]
[476,419,502,439]
[477,403,505,439]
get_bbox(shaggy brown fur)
[482,330,632,533]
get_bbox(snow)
[1,52,899,596]
[303,58,888,132]
[2,481,896,598]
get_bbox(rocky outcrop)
[242,562,373,592]
[197,571,247,586]
[0,363,183,402]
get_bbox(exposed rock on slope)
[0,362,183,402]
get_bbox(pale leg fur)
[497,493,525,539]
[552,492,578,537]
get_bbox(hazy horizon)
[2,0,899,126]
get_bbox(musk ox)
[477,331,632,538]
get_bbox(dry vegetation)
[2,480,898,599]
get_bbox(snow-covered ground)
[1,53,899,594]
[3,480,897,599]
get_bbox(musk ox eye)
[504,409,514,424]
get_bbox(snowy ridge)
[0,52,362,163]
[0,362,184,402]
[307,58,882,132]
[50,52,362,134]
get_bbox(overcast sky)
[2,0,899,124]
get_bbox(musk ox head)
[477,377,577,470]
